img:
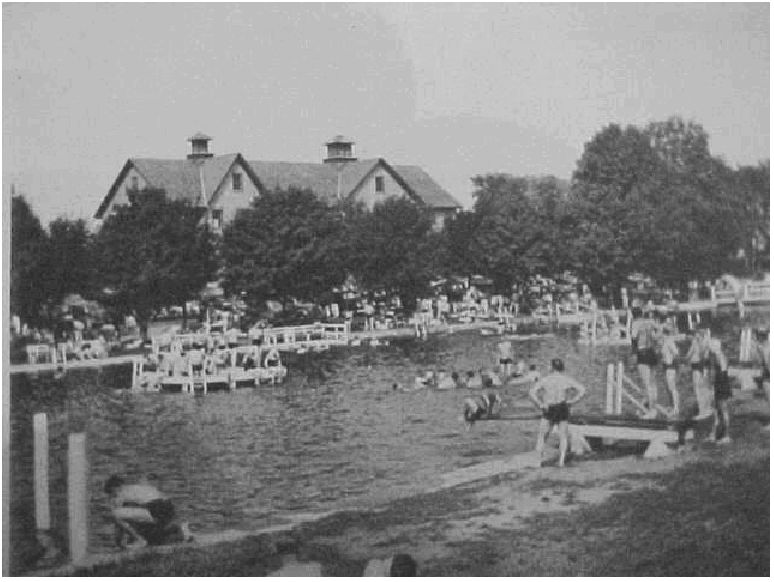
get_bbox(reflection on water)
[11,327,711,556]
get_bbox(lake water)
[10,309,763,570]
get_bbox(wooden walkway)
[9,355,139,375]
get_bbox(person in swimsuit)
[633,317,659,414]
[105,474,192,548]
[660,326,681,416]
[497,340,514,377]
[462,377,502,430]
[686,329,712,417]
[528,358,587,467]
[708,339,732,443]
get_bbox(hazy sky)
[3,3,769,226]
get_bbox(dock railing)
[261,322,350,350]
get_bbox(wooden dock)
[10,355,139,375]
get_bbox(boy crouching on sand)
[105,474,193,549]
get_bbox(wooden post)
[625,310,632,341]
[591,310,598,344]
[67,432,88,565]
[616,361,624,413]
[605,364,614,414]
[710,285,716,302]
[33,413,51,531]
[687,312,693,330]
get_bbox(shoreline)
[27,390,769,577]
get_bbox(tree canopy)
[92,189,217,331]
[11,196,49,324]
[221,187,346,309]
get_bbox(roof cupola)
[187,132,214,160]
[324,135,357,164]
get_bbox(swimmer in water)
[462,390,503,430]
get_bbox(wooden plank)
[33,413,50,531]
[570,423,677,443]
[67,433,88,564]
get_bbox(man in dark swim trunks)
[633,316,659,415]
[529,358,587,467]
[708,339,732,443]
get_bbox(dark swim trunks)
[636,349,658,366]
[714,370,732,401]
[690,362,704,372]
[663,362,678,371]
[499,358,513,365]
[543,402,570,423]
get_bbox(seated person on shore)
[465,370,484,390]
[485,368,503,387]
[462,386,503,430]
[528,358,587,468]
[436,371,458,391]
[364,553,418,576]
[105,474,192,548]
[513,355,527,377]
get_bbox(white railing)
[261,322,350,350]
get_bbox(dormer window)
[232,172,243,191]
[375,176,385,193]
[131,176,139,190]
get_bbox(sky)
[2,2,770,226]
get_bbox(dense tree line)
[10,116,769,332]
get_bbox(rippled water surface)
[13,315,758,562]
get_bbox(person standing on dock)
[528,358,587,467]
[660,326,681,416]
[686,329,712,417]
[633,316,659,414]
[708,339,732,443]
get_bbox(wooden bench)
[568,415,698,459]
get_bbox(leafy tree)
[221,188,346,310]
[734,161,770,272]
[344,197,435,311]
[11,195,49,325]
[437,210,484,280]
[469,174,566,293]
[92,189,217,334]
[41,218,95,308]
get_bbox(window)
[211,208,224,229]
[131,176,139,190]
[232,172,243,191]
[375,176,384,193]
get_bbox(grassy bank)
[58,421,769,577]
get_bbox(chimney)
[324,135,357,164]
[187,132,214,160]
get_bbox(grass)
[421,457,769,576]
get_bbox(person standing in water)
[660,326,681,416]
[529,358,587,467]
[497,339,514,377]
